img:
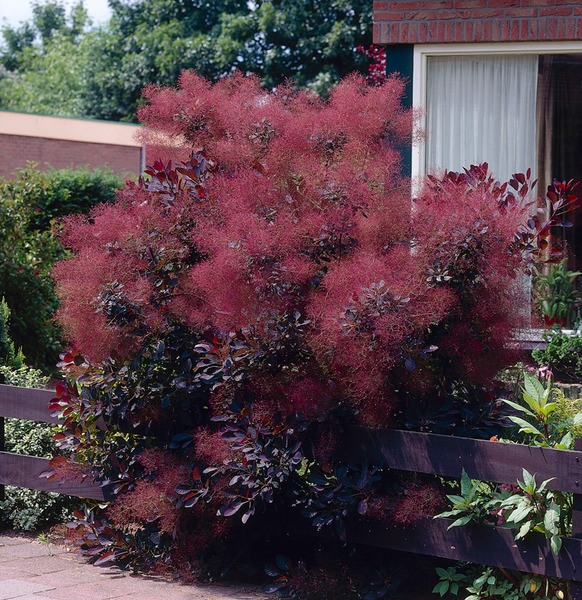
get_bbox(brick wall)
[374,0,582,45]
[0,134,142,179]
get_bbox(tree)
[0,1,91,116]
[0,0,372,122]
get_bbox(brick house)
[0,110,144,179]
[374,0,582,268]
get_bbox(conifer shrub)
[47,72,570,588]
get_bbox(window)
[413,42,582,271]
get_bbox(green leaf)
[523,372,545,405]
[506,504,533,524]
[544,501,560,536]
[432,581,449,596]
[460,469,473,497]
[550,534,562,556]
[508,416,544,437]
[502,398,536,418]
[447,514,472,529]
[516,520,533,539]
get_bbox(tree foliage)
[0,0,372,121]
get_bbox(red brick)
[510,19,520,40]
[388,0,420,8]
[399,22,409,42]
[373,1,389,10]
[420,0,453,8]
[438,9,470,18]
[390,21,400,41]
[375,10,404,20]
[577,17,582,39]
[548,16,557,38]
[445,20,455,40]
[540,7,573,16]
[453,0,486,8]
[520,0,555,5]
[506,8,537,18]
[408,21,419,42]
[469,9,504,18]
[381,22,392,43]
[555,0,578,4]
[519,19,528,40]
[482,19,491,40]
[487,0,519,7]
[437,20,446,41]
[417,21,428,41]
[428,20,438,40]
[575,7,582,15]
[472,19,483,40]
[528,19,539,41]
[491,19,501,40]
[500,19,510,40]
[557,17,567,39]
[373,22,381,42]
[454,20,463,40]
[463,19,473,40]
[406,10,438,19]
[567,18,576,39]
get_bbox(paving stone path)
[0,533,267,600]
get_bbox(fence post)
[570,438,582,600]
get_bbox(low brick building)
[0,111,144,179]
[374,0,582,268]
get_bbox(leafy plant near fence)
[46,71,579,593]
[433,371,582,597]
[0,164,122,372]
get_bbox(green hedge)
[0,164,122,372]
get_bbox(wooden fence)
[2,384,582,597]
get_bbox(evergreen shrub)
[0,164,122,371]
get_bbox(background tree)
[0,0,372,122]
[0,1,91,116]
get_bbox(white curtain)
[426,54,538,184]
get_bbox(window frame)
[411,41,582,185]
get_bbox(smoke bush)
[49,71,548,580]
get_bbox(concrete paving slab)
[0,534,267,600]
[0,543,50,559]
[1,555,78,575]
[0,579,54,600]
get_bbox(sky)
[0,0,112,29]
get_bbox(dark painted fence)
[2,384,582,597]
[0,384,106,501]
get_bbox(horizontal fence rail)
[0,384,106,501]
[338,427,582,493]
[2,385,582,596]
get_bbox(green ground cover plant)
[44,71,577,595]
